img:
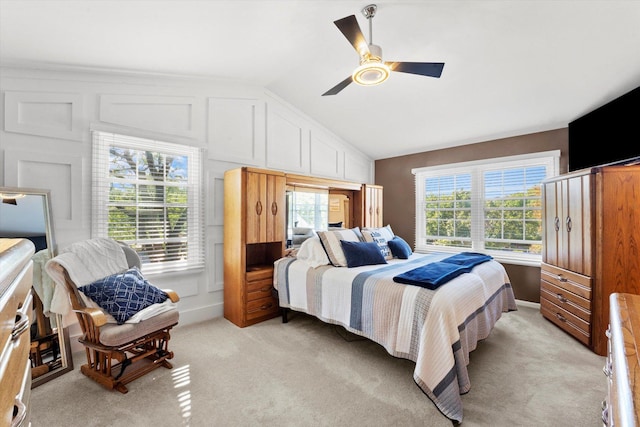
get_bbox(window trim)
[412,150,560,266]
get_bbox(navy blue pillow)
[78,267,168,324]
[340,240,387,268]
[388,236,413,259]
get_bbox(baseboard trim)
[515,299,540,309]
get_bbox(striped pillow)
[316,227,364,267]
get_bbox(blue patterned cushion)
[79,267,168,324]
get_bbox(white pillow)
[296,236,330,268]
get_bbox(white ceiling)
[2,0,640,160]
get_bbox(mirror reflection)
[0,187,73,387]
[285,186,351,248]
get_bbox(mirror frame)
[0,186,74,387]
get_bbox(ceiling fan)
[322,4,444,96]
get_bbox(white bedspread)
[274,252,517,423]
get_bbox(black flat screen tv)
[568,85,640,172]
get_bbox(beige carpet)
[30,301,605,426]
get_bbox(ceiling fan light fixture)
[352,44,389,86]
[352,61,390,86]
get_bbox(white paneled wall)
[0,65,374,339]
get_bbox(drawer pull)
[12,311,30,341]
[602,361,612,378]
[605,326,611,338]
[555,312,567,323]
[601,400,609,425]
[555,274,568,282]
[555,293,568,303]
[12,398,27,427]
[260,286,271,292]
[260,302,273,310]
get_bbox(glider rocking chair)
[45,238,179,394]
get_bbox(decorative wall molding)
[207,240,224,293]
[309,130,343,179]
[4,91,84,141]
[207,97,265,165]
[99,94,198,138]
[266,103,308,173]
[3,149,82,230]
[344,150,373,183]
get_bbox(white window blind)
[92,131,205,274]
[413,151,559,266]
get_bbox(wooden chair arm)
[74,307,108,328]
[164,289,180,303]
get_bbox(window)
[413,151,559,266]
[92,131,205,274]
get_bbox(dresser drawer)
[246,266,274,282]
[540,262,592,299]
[246,278,274,302]
[0,295,32,427]
[540,279,591,320]
[541,296,590,345]
[245,296,279,321]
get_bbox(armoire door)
[246,171,285,244]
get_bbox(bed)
[273,227,517,423]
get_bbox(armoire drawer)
[246,278,274,302]
[541,297,591,345]
[540,262,592,300]
[245,296,279,321]
[540,279,591,320]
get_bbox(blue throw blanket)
[393,252,493,290]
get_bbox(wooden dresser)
[604,293,640,426]
[0,238,36,427]
[540,161,640,356]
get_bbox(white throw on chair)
[45,238,179,393]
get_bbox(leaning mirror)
[0,187,73,387]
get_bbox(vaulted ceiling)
[2,0,639,159]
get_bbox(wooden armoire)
[223,167,285,327]
[540,160,640,356]
[356,184,384,228]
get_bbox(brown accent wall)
[375,128,569,302]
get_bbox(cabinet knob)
[565,216,572,232]
[255,201,263,215]
[271,201,277,216]
[554,216,560,232]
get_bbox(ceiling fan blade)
[386,62,445,78]
[334,15,370,57]
[322,76,353,96]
